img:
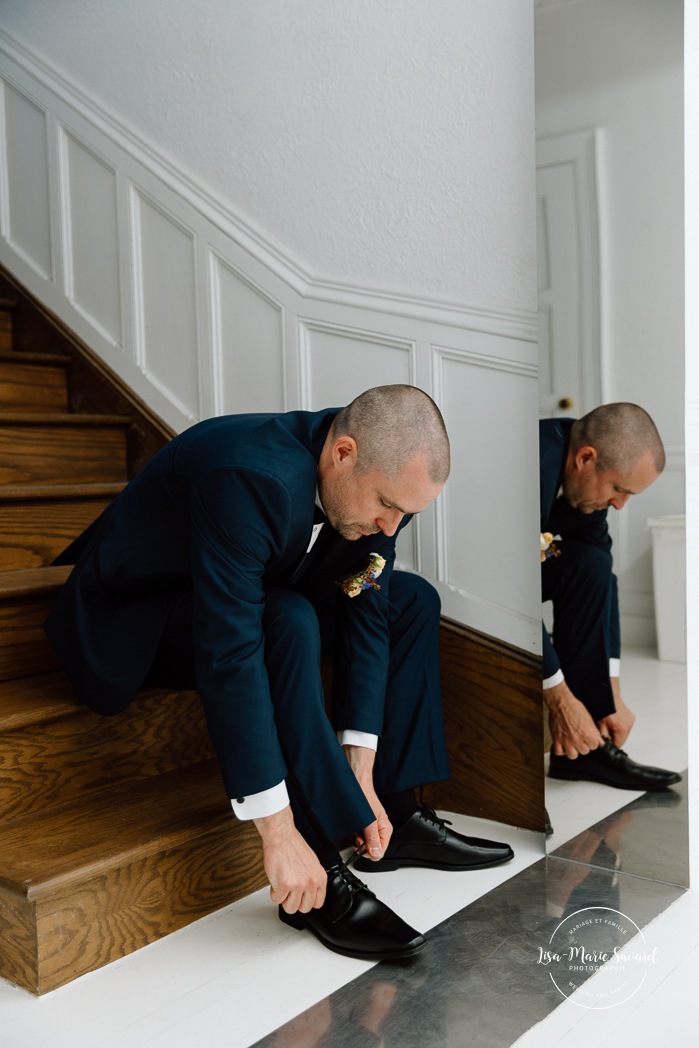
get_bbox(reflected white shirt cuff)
[543,668,565,690]
[609,658,620,678]
[338,729,379,751]
[231,780,290,821]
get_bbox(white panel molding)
[1,78,53,281]
[57,126,123,348]
[431,342,539,381]
[430,343,540,652]
[130,184,201,421]
[296,318,417,410]
[208,249,286,417]
[430,339,538,586]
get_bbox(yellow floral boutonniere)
[540,532,561,562]
[337,553,387,598]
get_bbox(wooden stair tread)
[0,670,80,729]
[0,674,214,822]
[0,760,231,898]
[0,482,123,502]
[0,564,71,598]
[0,412,131,426]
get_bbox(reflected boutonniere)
[540,532,561,562]
[337,552,387,598]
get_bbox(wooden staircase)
[0,271,266,995]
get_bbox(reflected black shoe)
[353,805,514,872]
[545,808,554,837]
[278,863,426,961]
[549,741,682,791]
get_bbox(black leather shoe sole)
[353,847,514,873]
[548,755,682,791]
[279,907,427,961]
[548,767,680,790]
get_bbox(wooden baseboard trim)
[430,617,544,832]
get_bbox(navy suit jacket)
[540,418,619,677]
[45,410,410,800]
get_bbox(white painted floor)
[0,648,692,1048]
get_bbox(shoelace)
[327,862,365,893]
[417,803,453,829]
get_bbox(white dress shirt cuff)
[231,780,290,821]
[543,668,565,690]
[609,658,620,678]
[338,729,379,751]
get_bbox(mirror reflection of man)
[541,403,681,791]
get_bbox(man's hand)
[599,680,635,747]
[544,679,604,758]
[253,806,327,914]
[343,744,393,861]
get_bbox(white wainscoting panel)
[60,129,122,346]
[132,188,200,420]
[1,81,52,279]
[434,345,540,653]
[210,253,285,415]
[299,320,414,410]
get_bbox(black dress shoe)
[545,808,554,836]
[549,740,682,791]
[278,863,426,961]
[353,805,514,872]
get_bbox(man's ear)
[332,436,358,469]
[575,445,598,470]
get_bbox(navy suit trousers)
[145,571,449,852]
[541,541,617,720]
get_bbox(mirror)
[534,0,687,882]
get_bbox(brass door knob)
[558,397,574,410]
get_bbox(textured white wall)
[536,0,684,645]
[0,0,536,312]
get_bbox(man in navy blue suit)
[46,384,513,961]
[541,403,680,793]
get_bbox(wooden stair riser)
[0,689,216,821]
[0,420,129,485]
[4,826,267,995]
[0,762,267,995]
[0,495,113,570]
[0,360,69,413]
[0,592,62,682]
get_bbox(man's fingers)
[313,879,326,910]
[362,821,384,860]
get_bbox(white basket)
[646,515,686,662]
